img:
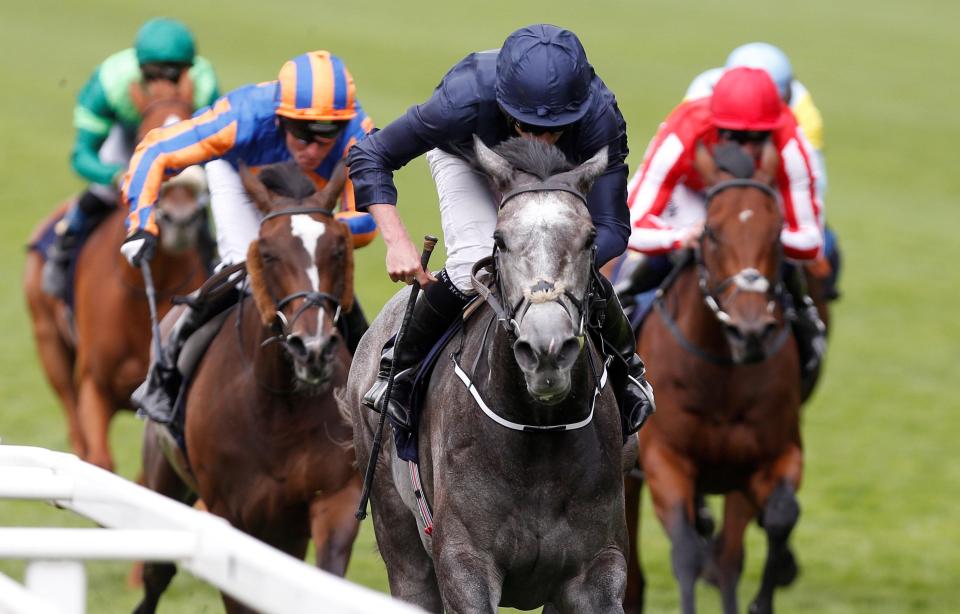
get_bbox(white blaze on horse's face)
[289,214,325,292]
[289,214,329,334]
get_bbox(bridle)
[696,179,785,326]
[470,179,598,341]
[256,207,343,347]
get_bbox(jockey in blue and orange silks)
[120,50,378,424]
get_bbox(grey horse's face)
[155,169,206,253]
[475,137,608,405]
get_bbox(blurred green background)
[1,0,958,611]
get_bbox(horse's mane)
[492,137,573,180]
[259,162,317,201]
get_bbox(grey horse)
[346,136,627,613]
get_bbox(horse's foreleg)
[435,544,501,614]
[748,446,803,614]
[131,562,176,614]
[622,473,646,614]
[703,491,755,614]
[369,462,443,612]
[29,301,82,454]
[643,441,700,614]
[76,376,114,471]
[309,474,362,576]
[555,546,628,614]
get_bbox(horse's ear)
[312,160,347,213]
[560,146,608,196]
[755,141,780,185]
[246,240,278,327]
[473,135,515,191]
[129,81,148,114]
[694,142,719,186]
[239,164,274,214]
[338,222,355,314]
[177,72,194,107]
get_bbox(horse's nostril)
[555,337,581,370]
[513,340,539,371]
[285,335,307,359]
[725,325,745,342]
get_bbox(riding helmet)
[276,50,358,122]
[710,67,783,131]
[495,24,594,128]
[135,18,196,65]
[725,42,793,102]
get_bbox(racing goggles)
[280,117,348,144]
[509,117,569,136]
[718,129,772,145]
[141,62,191,83]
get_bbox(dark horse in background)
[624,144,808,614]
[347,137,628,613]
[137,163,361,614]
[24,77,208,471]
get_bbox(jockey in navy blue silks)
[347,24,655,435]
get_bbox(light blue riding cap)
[725,42,793,101]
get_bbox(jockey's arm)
[122,99,237,236]
[71,69,124,186]
[626,133,689,255]
[777,135,824,261]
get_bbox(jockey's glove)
[121,229,158,267]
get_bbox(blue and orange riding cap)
[276,50,358,122]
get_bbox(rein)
[654,179,791,365]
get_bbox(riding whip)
[140,260,165,367]
[356,234,439,521]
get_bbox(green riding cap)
[135,18,196,65]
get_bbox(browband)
[260,206,333,226]
[500,180,587,208]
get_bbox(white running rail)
[0,445,422,614]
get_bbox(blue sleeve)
[588,165,630,266]
[580,92,630,266]
[347,81,477,209]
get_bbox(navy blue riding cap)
[495,24,594,128]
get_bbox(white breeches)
[89,124,135,201]
[427,148,498,292]
[205,159,262,267]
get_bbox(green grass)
[2,0,959,611]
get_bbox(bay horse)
[346,136,627,613]
[23,77,208,470]
[137,163,361,614]
[624,145,804,614]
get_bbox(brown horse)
[137,163,361,614]
[24,78,208,470]
[625,145,806,614]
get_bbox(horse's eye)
[584,228,597,250]
[260,250,278,263]
[494,231,507,251]
[703,226,718,243]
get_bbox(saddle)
[28,205,111,311]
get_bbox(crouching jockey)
[120,50,378,424]
[43,17,220,298]
[624,67,827,380]
[347,24,655,436]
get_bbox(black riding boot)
[595,274,656,436]
[785,265,827,381]
[42,190,113,299]
[339,300,369,356]
[363,270,470,429]
[133,287,240,424]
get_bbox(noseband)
[256,207,343,346]
[697,179,784,325]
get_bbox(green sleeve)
[71,129,122,186]
[71,68,121,185]
[189,56,220,108]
